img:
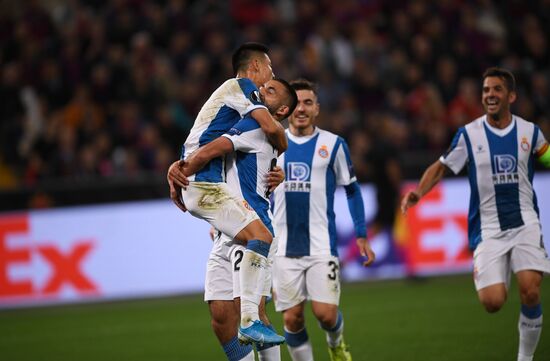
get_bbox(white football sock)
[287,341,313,361]
[240,248,268,327]
[258,344,281,361]
[322,310,344,348]
[285,327,313,361]
[518,312,542,361]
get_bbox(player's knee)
[315,312,337,329]
[519,287,540,306]
[481,297,505,313]
[283,311,305,332]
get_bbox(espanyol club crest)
[242,200,252,211]
[318,145,329,158]
[521,137,530,152]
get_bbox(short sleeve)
[439,128,468,174]
[222,117,262,153]
[534,126,549,157]
[333,138,357,186]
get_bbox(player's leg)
[231,232,285,346]
[231,246,281,361]
[184,182,280,344]
[235,297,281,361]
[473,237,511,313]
[515,270,543,361]
[477,283,508,313]
[209,300,255,361]
[256,259,282,361]
[273,256,312,361]
[236,220,273,327]
[283,302,314,361]
[205,240,254,361]
[510,225,550,361]
[307,256,351,361]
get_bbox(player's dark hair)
[232,42,269,75]
[290,78,318,98]
[482,67,516,92]
[273,77,298,118]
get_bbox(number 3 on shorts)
[328,260,339,280]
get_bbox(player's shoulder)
[465,115,485,130]
[217,78,257,94]
[316,127,342,142]
[514,114,535,129]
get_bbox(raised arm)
[183,137,234,176]
[251,107,287,153]
[401,160,449,215]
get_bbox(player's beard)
[265,102,281,117]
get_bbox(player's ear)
[508,91,517,104]
[276,105,289,119]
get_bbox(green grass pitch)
[1,275,549,361]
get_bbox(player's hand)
[167,159,189,189]
[169,179,187,212]
[167,160,188,212]
[357,237,375,267]
[266,166,285,192]
[400,190,420,215]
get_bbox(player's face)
[259,80,286,119]
[482,76,516,118]
[289,89,319,130]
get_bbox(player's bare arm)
[251,107,288,153]
[401,160,449,215]
[182,137,234,176]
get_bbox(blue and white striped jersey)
[273,128,359,257]
[223,117,278,235]
[181,78,266,182]
[440,115,548,250]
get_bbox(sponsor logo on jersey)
[318,145,329,158]
[494,154,516,173]
[284,181,311,192]
[287,162,310,181]
[492,173,519,184]
[286,162,311,192]
[492,155,519,184]
[521,137,530,152]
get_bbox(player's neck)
[486,112,512,129]
[290,125,315,137]
[236,71,261,88]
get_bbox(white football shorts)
[272,255,341,311]
[473,223,550,291]
[181,182,259,239]
[204,232,276,302]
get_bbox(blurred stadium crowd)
[1,0,549,207]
